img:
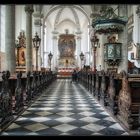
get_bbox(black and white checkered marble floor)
[1,79,129,136]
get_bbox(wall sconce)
[79,52,85,69]
[32,32,41,71]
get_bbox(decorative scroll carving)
[101,70,109,106]
[26,71,31,103]
[93,73,96,96]
[0,71,13,128]
[14,71,24,114]
[89,72,93,93]
[92,7,128,34]
[118,71,140,129]
[31,71,37,98]
[100,71,105,99]
[25,5,34,14]
[95,72,100,100]
[118,71,133,128]
[36,71,40,94]
[108,72,119,115]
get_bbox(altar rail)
[0,71,57,131]
[57,68,74,78]
[79,70,140,130]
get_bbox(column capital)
[25,5,34,14]
[136,5,140,18]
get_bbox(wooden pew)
[0,70,57,131]
[89,71,93,94]
[94,72,102,101]
[100,71,110,106]
[106,72,122,115]
[0,71,13,131]
[118,71,140,129]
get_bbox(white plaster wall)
[1,5,5,52]
[56,20,76,34]
[128,45,140,68]
[96,34,106,71]
[44,20,53,68]
[0,5,1,51]
[128,5,140,68]
[81,22,89,65]
[133,5,138,44]
[15,5,26,39]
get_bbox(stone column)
[100,34,107,71]
[5,5,16,74]
[136,5,140,43]
[118,5,128,73]
[0,6,1,71]
[76,34,82,68]
[25,5,34,72]
[52,30,58,71]
[42,24,46,67]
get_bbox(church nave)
[1,79,128,136]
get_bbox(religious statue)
[21,51,25,61]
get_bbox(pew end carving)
[118,71,140,129]
[0,71,13,130]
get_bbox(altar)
[57,67,74,78]
[58,57,76,68]
[58,31,77,71]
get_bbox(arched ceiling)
[43,5,91,30]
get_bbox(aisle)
[1,79,128,136]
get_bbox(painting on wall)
[15,31,26,67]
[58,34,76,58]
[18,47,26,66]
[107,44,114,58]
[58,34,76,67]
